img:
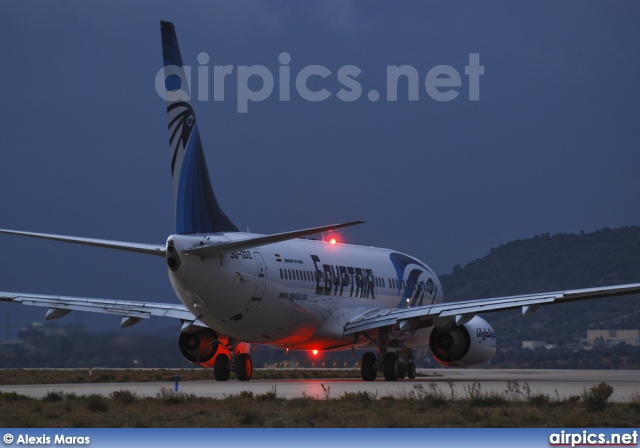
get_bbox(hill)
[439,226,640,368]
[440,226,640,299]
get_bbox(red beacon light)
[329,238,336,245]
[312,349,319,356]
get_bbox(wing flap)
[343,282,640,335]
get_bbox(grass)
[1,376,639,427]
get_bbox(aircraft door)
[247,252,266,309]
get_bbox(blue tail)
[160,21,238,234]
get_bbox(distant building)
[1,322,88,357]
[522,340,546,350]
[586,329,640,346]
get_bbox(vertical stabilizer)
[160,21,238,234]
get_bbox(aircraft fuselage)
[168,233,443,351]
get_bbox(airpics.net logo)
[155,52,484,113]
[549,430,638,447]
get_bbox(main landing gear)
[213,340,253,381]
[360,328,416,381]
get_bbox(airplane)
[2,21,640,382]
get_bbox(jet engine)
[179,328,220,368]
[429,316,496,367]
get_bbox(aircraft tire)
[383,352,399,381]
[213,353,230,381]
[360,352,377,381]
[398,363,406,379]
[236,353,253,381]
[407,362,417,379]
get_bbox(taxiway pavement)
[1,369,638,402]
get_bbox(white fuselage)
[168,233,444,352]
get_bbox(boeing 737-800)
[2,21,639,382]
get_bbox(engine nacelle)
[179,328,220,368]
[429,316,496,367]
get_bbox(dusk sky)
[1,2,639,336]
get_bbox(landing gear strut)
[360,327,399,382]
[212,340,253,381]
[359,327,417,382]
[359,351,416,382]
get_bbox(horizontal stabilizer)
[184,220,365,258]
[0,228,165,257]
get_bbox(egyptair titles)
[311,255,376,299]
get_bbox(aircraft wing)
[0,292,203,328]
[343,282,640,335]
